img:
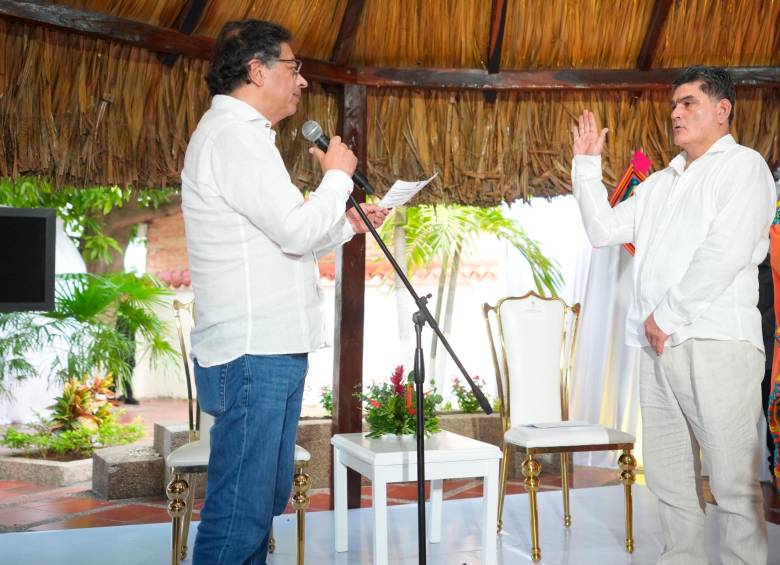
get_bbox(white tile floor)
[1,485,778,564]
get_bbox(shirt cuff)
[340,216,356,239]
[652,298,687,336]
[322,169,354,197]
[572,155,603,182]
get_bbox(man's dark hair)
[205,20,292,96]
[672,66,736,125]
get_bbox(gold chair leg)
[619,449,636,554]
[522,451,542,562]
[268,528,276,554]
[293,461,311,565]
[497,443,511,532]
[166,473,190,565]
[178,474,196,560]
[561,453,571,527]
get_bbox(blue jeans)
[192,353,308,565]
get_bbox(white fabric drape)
[570,245,642,467]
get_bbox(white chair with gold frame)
[482,292,636,563]
[165,299,311,565]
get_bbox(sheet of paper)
[527,420,595,429]
[378,173,437,208]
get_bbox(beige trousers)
[639,339,767,565]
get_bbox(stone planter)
[92,445,164,499]
[0,453,92,487]
[297,417,335,490]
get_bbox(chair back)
[483,292,580,430]
[172,299,211,441]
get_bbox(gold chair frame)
[482,291,635,562]
[165,299,311,564]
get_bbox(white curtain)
[569,245,642,467]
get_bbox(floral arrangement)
[451,376,493,413]
[361,365,442,438]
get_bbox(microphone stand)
[347,194,492,565]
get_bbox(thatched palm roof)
[1,0,779,204]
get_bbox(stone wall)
[136,413,571,500]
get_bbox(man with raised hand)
[571,67,775,564]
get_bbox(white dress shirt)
[181,95,355,367]
[572,134,776,351]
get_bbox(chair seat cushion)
[167,439,209,468]
[294,444,310,462]
[166,440,310,467]
[505,422,634,448]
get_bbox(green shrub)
[451,375,492,413]
[0,374,144,459]
[319,386,334,417]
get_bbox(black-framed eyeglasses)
[276,58,302,75]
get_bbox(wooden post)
[332,84,368,509]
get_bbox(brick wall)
[146,210,188,276]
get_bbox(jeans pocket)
[194,359,227,417]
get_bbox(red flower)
[390,365,405,395]
[406,384,416,415]
[370,399,380,408]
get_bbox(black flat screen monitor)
[0,207,56,312]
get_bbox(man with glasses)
[181,20,388,564]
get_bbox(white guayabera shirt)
[182,95,355,367]
[572,134,776,351]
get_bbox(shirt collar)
[211,95,276,140]
[669,133,736,175]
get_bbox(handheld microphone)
[302,120,375,195]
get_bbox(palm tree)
[0,272,177,398]
[382,204,563,380]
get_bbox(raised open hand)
[571,110,608,156]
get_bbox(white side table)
[331,430,502,565]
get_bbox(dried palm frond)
[0,0,777,205]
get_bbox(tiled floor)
[0,473,621,533]
[3,487,780,565]
[1,398,778,535]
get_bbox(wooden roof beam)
[2,1,779,91]
[0,0,214,59]
[352,66,780,91]
[161,0,211,67]
[636,0,673,69]
[330,0,365,66]
[484,0,509,103]
[487,0,508,73]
